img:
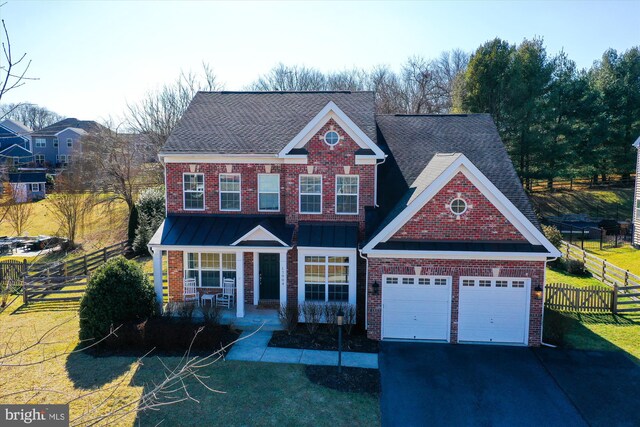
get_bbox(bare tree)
[0,18,36,114]
[0,103,62,130]
[126,63,221,158]
[250,63,327,91]
[81,126,145,213]
[2,185,33,235]
[46,166,96,246]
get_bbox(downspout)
[358,248,369,330]
[374,155,387,207]
[541,256,559,348]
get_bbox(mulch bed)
[269,325,378,353]
[305,365,380,395]
[86,317,241,357]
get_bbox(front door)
[259,253,280,300]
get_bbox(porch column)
[236,251,245,318]
[279,251,287,307]
[151,248,164,313]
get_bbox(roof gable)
[633,135,640,148]
[363,154,561,257]
[278,101,384,158]
[0,144,32,157]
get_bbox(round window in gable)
[450,198,467,215]
[324,130,340,146]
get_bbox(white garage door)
[458,277,530,344]
[383,275,451,341]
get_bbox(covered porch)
[148,214,294,318]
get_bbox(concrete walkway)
[226,330,379,369]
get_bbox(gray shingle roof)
[9,172,46,183]
[373,114,539,237]
[31,118,104,136]
[161,91,377,154]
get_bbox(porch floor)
[220,305,282,331]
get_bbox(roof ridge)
[198,90,374,95]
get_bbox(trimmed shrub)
[547,257,566,272]
[301,302,322,335]
[79,256,155,342]
[566,259,590,276]
[542,224,563,249]
[133,187,165,255]
[127,205,139,245]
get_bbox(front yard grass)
[0,300,379,426]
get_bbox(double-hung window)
[183,173,204,210]
[219,174,241,211]
[185,253,236,287]
[258,174,279,211]
[336,175,359,214]
[35,138,46,148]
[67,138,73,147]
[30,183,40,192]
[304,255,349,302]
[57,154,67,164]
[53,139,59,147]
[35,154,45,163]
[299,175,322,214]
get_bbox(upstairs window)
[258,174,279,211]
[299,175,322,214]
[35,138,46,148]
[220,174,241,211]
[53,139,59,147]
[336,175,359,214]
[67,138,73,147]
[183,173,204,210]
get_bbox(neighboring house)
[148,91,560,347]
[30,118,102,167]
[120,133,157,162]
[0,119,33,165]
[633,136,640,248]
[8,172,46,202]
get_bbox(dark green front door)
[259,253,280,300]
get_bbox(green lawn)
[530,188,634,220]
[546,311,640,364]
[586,246,640,277]
[0,300,379,426]
[546,267,609,288]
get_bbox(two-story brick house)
[148,91,560,346]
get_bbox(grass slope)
[530,188,634,220]
[586,246,640,277]
[545,268,608,288]
[0,301,379,426]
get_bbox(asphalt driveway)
[380,342,640,427]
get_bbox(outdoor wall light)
[534,285,543,300]
[372,281,380,295]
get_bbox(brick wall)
[165,119,375,235]
[366,257,545,346]
[392,172,526,242]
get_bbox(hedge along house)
[148,91,560,346]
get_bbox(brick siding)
[366,257,545,346]
[392,172,526,242]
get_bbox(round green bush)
[79,256,156,342]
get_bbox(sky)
[1,0,639,123]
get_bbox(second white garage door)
[458,277,530,344]
[382,275,451,341]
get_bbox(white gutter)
[373,155,387,207]
[358,248,369,330]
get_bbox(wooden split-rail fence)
[21,240,127,304]
[548,242,640,314]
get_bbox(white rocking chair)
[183,278,199,305]
[215,278,236,308]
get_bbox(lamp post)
[337,308,344,374]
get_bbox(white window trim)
[182,172,205,211]
[57,154,67,163]
[66,138,73,147]
[184,252,237,288]
[53,139,58,147]
[297,248,357,307]
[257,173,280,212]
[35,138,46,148]
[335,174,359,215]
[35,154,45,162]
[219,173,241,212]
[383,274,451,286]
[299,174,323,214]
[30,183,40,192]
